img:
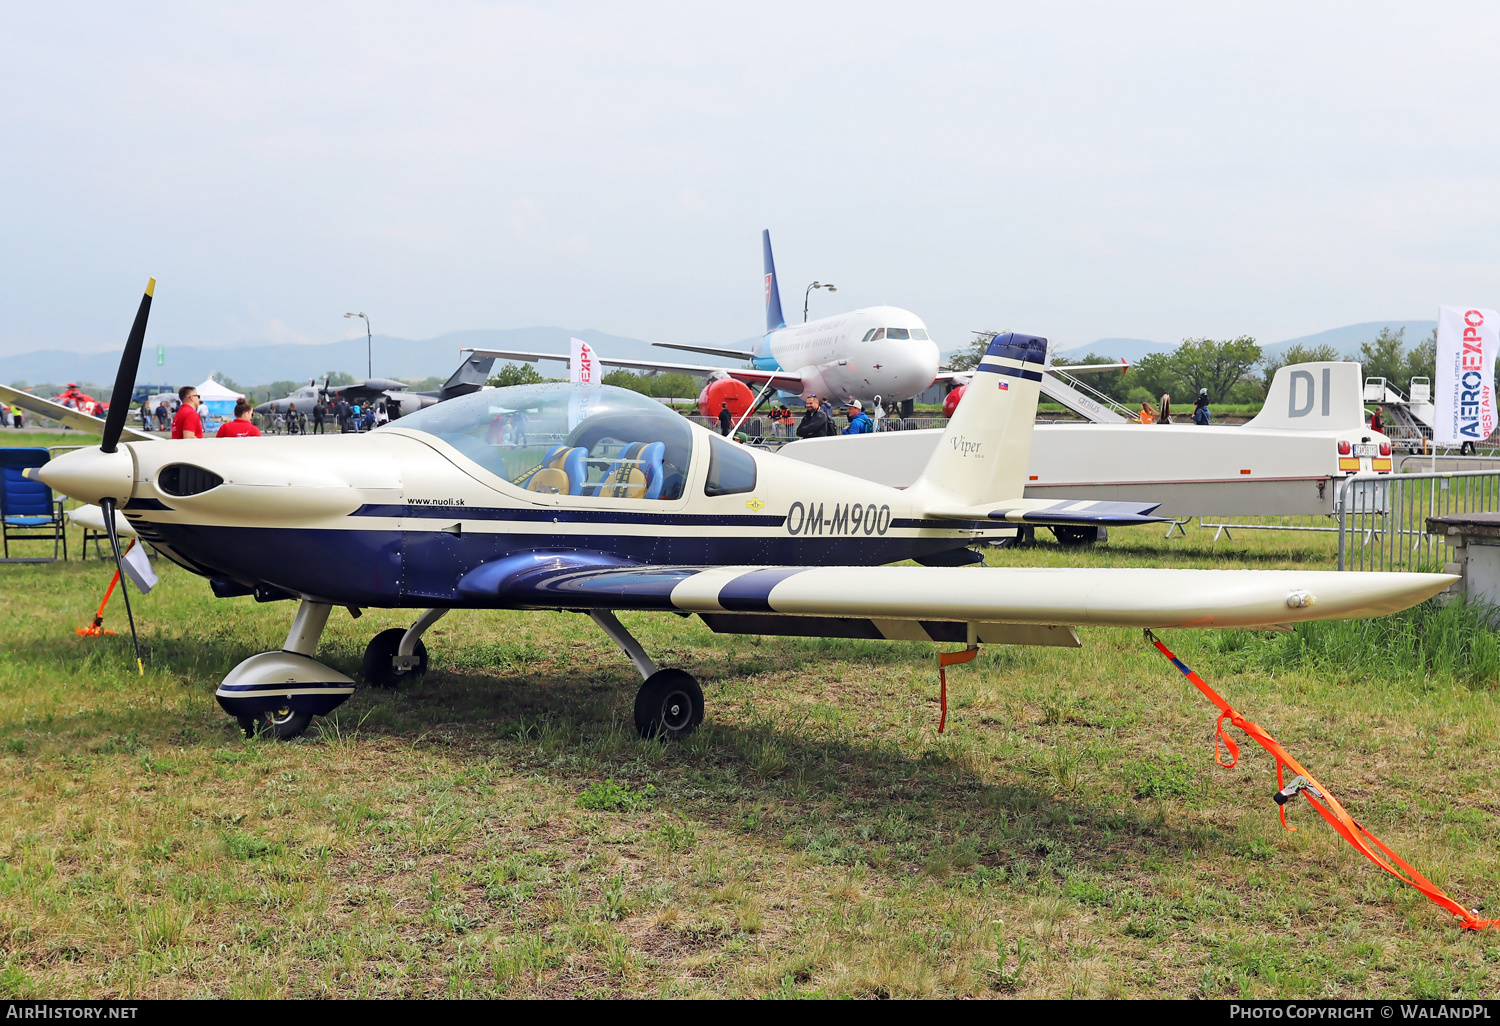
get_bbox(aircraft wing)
[0,383,157,442]
[922,498,1166,527]
[468,349,806,390]
[455,555,1454,631]
[1050,360,1130,374]
[651,342,758,360]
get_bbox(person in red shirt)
[216,399,261,438]
[170,386,203,439]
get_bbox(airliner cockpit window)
[886,328,910,340]
[388,382,693,500]
[870,327,886,341]
[861,329,877,342]
[911,328,930,340]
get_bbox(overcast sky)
[2,2,1498,358]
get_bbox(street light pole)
[803,282,837,322]
[344,312,371,378]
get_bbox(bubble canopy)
[387,382,694,500]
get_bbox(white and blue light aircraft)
[40,281,1452,742]
[473,230,943,412]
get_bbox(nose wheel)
[237,706,313,740]
[633,669,704,740]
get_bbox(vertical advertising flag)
[1435,307,1499,445]
[567,337,599,429]
[568,338,598,386]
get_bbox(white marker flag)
[569,338,599,386]
[121,540,158,594]
[1435,306,1500,445]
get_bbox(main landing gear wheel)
[362,628,429,689]
[237,706,314,741]
[633,669,704,740]
[1051,525,1104,548]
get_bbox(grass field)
[0,446,1496,997]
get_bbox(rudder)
[763,229,786,332]
[910,332,1046,508]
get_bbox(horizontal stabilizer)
[651,340,756,360]
[923,497,1165,527]
[652,342,757,361]
[467,348,804,390]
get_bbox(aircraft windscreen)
[388,382,693,500]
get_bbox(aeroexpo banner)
[567,337,599,430]
[568,337,598,385]
[1435,307,1500,445]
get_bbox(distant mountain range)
[1,320,1443,390]
[0,327,751,391]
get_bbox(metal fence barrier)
[1196,514,1342,540]
[1336,468,1500,571]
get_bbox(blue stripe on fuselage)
[137,522,976,608]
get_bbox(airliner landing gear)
[362,608,446,688]
[216,600,354,741]
[589,610,704,740]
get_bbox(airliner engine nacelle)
[696,377,755,418]
[943,384,966,419]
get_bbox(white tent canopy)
[194,377,244,402]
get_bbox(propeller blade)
[101,278,155,455]
[99,497,143,674]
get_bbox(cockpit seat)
[525,445,587,495]
[593,442,648,499]
[638,442,666,500]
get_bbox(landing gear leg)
[363,608,447,688]
[589,610,704,740]
[216,600,354,740]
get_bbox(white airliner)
[472,230,944,411]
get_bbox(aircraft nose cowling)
[34,446,135,505]
[137,445,402,522]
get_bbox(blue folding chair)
[0,448,67,562]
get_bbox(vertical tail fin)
[762,229,786,332]
[440,352,497,398]
[910,332,1047,508]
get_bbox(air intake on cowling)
[157,464,223,496]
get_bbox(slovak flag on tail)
[998,380,1009,391]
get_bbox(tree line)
[950,327,1438,407]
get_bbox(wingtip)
[145,278,156,297]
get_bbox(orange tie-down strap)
[1144,629,1496,933]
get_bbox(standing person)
[841,399,873,434]
[373,401,389,427]
[10,406,20,429]
[215,399,262,438]
[1370,406,1385,434]
[718,402,733,436]
[312,400,326,434]
[170,386,204,439]
[796,395,830,439]
[1157,393,1172,425]
[155,400,169,431]
[1138,401,1155,424]
[1192,388,1211,425]
[350,402,363,432]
